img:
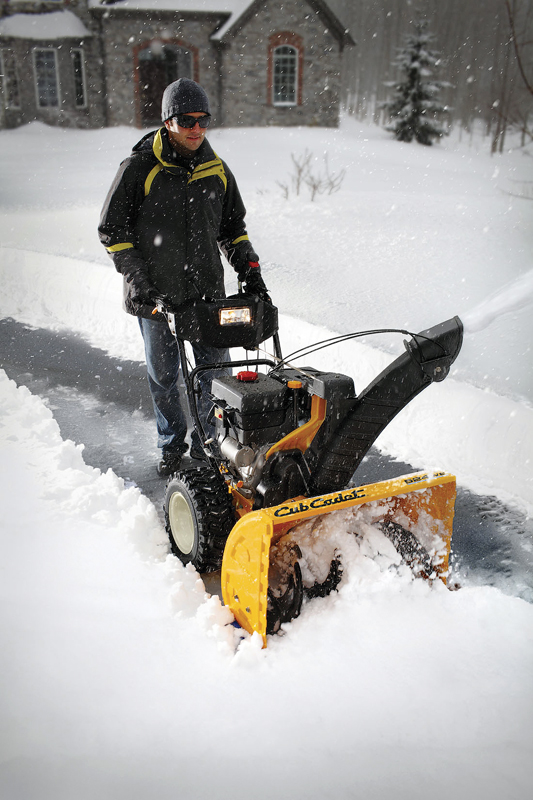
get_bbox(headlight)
[219,307,252,326]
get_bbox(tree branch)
[505,0,533,96]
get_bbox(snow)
[462,269,533,333]
[87,0,256,42]
[0,11,92,40]
[87,0,249,16]
[210,0,257,40]
[0,118,532,798]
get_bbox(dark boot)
[157,450,185,477]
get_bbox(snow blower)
[160,291,463,646]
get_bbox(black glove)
[115,250,169,308]
[126,269,162,307]
[235,249,260,281]
[235,252,269,299]
[243,264,269,299]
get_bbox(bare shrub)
[279,151,346,201]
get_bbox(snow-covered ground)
[1,119,532,799]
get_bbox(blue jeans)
[138,316,229,455]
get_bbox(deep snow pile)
[1,118,533,798]
[1,368,532,800]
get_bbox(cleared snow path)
[2,317,532,603]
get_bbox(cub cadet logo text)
[403,471,445,485]
[274,487,367,518]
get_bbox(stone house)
[0,0,354,130]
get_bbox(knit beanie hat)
[161,78,210,121]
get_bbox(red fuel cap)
[237,370,259,382]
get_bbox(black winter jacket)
[98,128,256,317]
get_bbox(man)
[99,78,267,476]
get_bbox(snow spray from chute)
[461,269,533,333]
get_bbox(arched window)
[272,45,298,106]
[268,33,303,108]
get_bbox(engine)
[210,367,356,506]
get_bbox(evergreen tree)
[381,17,450,145]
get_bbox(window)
[71,49,87,108]
[1,49,21,109]
[268,34,303,108]
[33,48,59,108]
[273,45,298,105]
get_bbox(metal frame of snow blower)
[160,291,282,471]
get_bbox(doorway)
[137,43,193,126]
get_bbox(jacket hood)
[132,129,157,153]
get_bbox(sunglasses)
[174,114,211,129]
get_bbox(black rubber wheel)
[164,465,234,573]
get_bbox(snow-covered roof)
[0,11,92,40]
[208,0,354,46]
[211,0,253,41]
[87,1,262,42]
[87,0,244,13]
[88,0,353,45]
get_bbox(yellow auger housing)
[221,470,456,646]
